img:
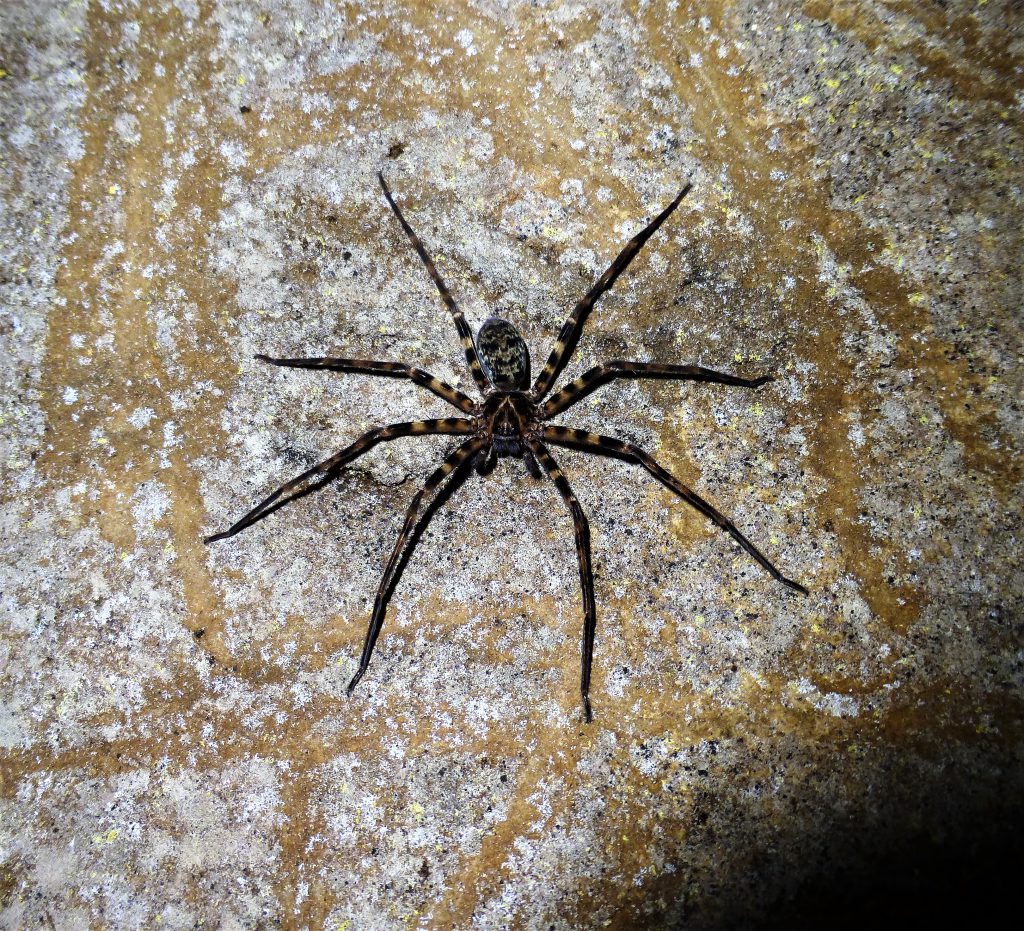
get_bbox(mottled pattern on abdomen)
[476,317,531,389]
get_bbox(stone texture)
[1,0,1021,928]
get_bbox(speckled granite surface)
[1,1,1021,928]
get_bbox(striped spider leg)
[204,418,476,544]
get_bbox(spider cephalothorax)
[206,170,807,721]
[476,387,540,477]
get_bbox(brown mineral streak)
[804,0,1021,109]
[23,0,248,823]
[638,0,1015,636]
[39,0,233,666]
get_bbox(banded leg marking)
[532,183,692,400]
[541,425,808,594]
[204,418,475,543]
[541,361,771,419]
[378,172,490,392]
[348,437,483,694]
[255,354,476,414]
[528,439,597,723]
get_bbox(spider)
[206,171,808,721]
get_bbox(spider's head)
[476,317,531,390]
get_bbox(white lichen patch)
[787,678,861,718]
[131,480,172,531]
[0,761,283,928]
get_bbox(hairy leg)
[542,425,808,594]
[204,418,475,542]
[256,354,476,413]
[532,183,692,399]
[348,437,484,694]
[378,172,490,393]
[528,439,597,722]
[541,360,770,418]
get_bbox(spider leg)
[204,418,475,543]
[348,437,483,695]
[541,361,771,419]
[255,355,476,414]
[527,439,597,722]
[542,425,809,594]
[524,449,542,479]
[377,172,490,393]
[531,183,692,400]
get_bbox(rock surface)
[1,0,1021,927]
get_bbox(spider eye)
[476,317,531,389]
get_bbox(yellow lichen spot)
[908,292,928,306]
[824,78,840,90]
[750,402,764,417]
[797,94,813,106]
[92,828,118,844]
[237,75,246,85]
[108,184,118,195]
[918,415,929,425]
[792,22,803,32]
[337,922,351,931]
[410,802,425,822]
[889,64,903,76]
[734,351,744,363]
[0,68,7,79]
[694,614,705,626]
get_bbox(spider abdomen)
[476,317,531,390]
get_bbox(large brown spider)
[206,172,807,721]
